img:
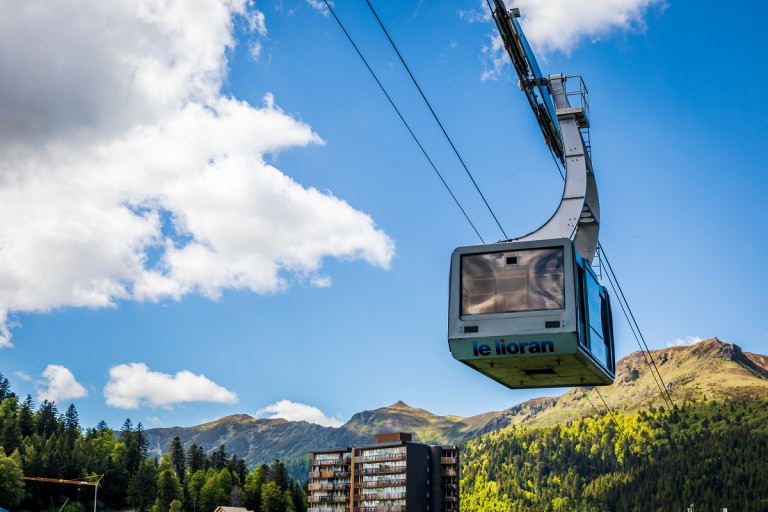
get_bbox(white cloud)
[37,365,88,403]
[459,2,491,24]
[146,415,164,426]
[256,399,344,427]
[667,336,703,348]
[306,0,331,16]
[103,363,238,409]
[481,33,507,82]
[0,0,394,347]
[250,40,263,61]
[246,9,267,37]
[515,0,666,55]
[474,0,665,78]
[310,276,332,288]
[14,371,32,382]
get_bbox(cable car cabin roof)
[448,238,615,389]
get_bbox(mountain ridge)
[144,337,768,468]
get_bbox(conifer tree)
[18,395,35,438]
[170,435,186,484]
[64,403,80,433]
[36,400,59,437]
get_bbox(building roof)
[375,432,412,444]
[214,507,252,512]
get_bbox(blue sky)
[0,0,766,432]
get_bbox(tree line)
[0,372,307,512]
[459,398,768,511]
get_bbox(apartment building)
[308,432,459,512]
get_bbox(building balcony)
[308,507,350,512]
[353,506,407,512]
[356,479,407,489]
[355,453,406,463]
[355,492,407,501]
[313,457,352,466]
[440,457,457,464]
[357,466,406,476]
[441,469,457,477]
[443,496,457,502]
[309,483,351,491]
[443,482,457,490]
[308,495,351,504]
[311,471,351,478]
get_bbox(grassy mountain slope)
[144,414,366,466]
[485,337,768,429]
[340,400,505,445]
[145,337,768,478]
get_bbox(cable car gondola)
[447,1,615,389]
[448,238,614,388]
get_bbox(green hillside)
[458,338,768,511]
[477,337,768,430]
[461,399,768,511]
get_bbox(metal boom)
[490,0,600,263]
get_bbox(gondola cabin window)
[461,247,565,315]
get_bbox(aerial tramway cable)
[321,0,485,243]
[364,0,509,241]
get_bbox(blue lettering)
[471,339,555,357]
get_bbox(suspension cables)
[599,243,690,438]
[580,386,627,441]
[364,0,509,241]
[321,0,485,243]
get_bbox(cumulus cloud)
[667,336,703,348]
[256,399,344,427]
[37,365,88,403]
[104,363,238,409]
[472,0,666,79]
[516,0,666,54]
[0,0,394,347]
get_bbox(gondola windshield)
[461,248,565,315]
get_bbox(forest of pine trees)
[0,372,307,512]
[460,398,768,512]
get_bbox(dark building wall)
[405,443,428,511]
[429,445,443,512]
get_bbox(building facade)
[308,433,459,512]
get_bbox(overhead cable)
[599,243,690,439]
[364,0,509,241]
[321,0,485,243]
